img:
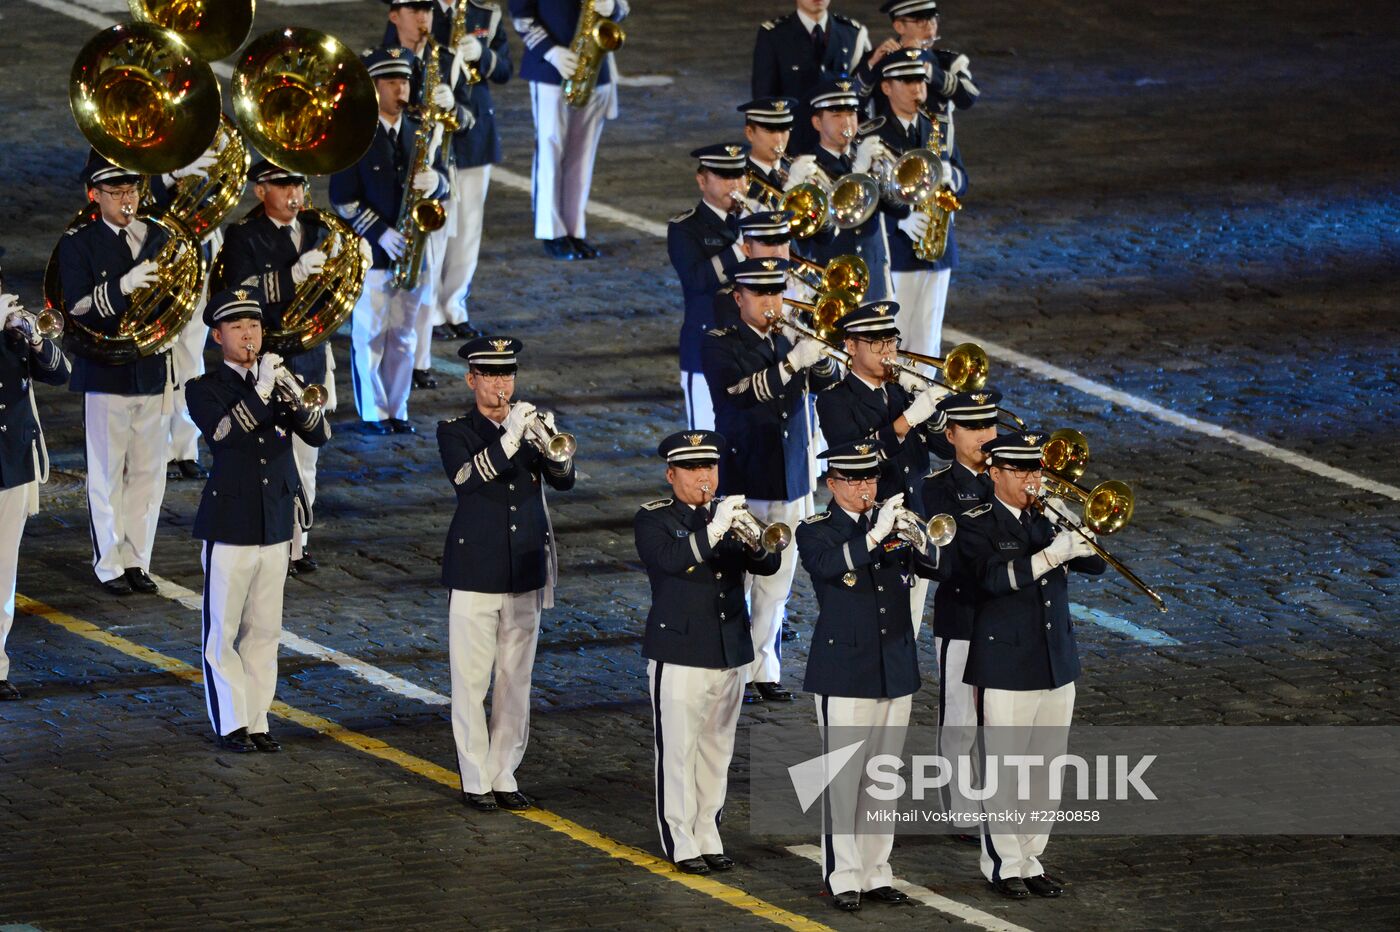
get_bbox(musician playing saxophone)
[329,46,448,435]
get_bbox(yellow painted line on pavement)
[16,594,833,932]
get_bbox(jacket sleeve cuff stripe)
[689,532,704,565]
[843,542,855,571]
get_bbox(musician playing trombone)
[633,429,781,875]
[438,336,575,812]
[701,258,839,703]
[185,287,332,753]
[954,431,1104,899]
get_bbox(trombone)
[787,253,870,301]
[1029,486,1165,613]
[886,346,1026,429]
[766,308,851,368]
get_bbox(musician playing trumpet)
[633,430,780,874]
[185,287,332,753]
[701,257,838,703]
[437,336,575,812]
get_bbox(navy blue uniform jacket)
[920,462,992,640]
[956,500,1107,691]
[510,0,629,86]
[186,362,332,546]
[437,407,575,593]
[667,203,742,373]
[752,12,869,152]
[797,505,948,699]
[57,215,172,394]
[0,334,70,489]
[816,371,935,512]
[634,497,781,670]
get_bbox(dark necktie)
[1020,509,1035,536]
[858,512,871,534]
[907,121,920,149]
[245,370,256,388]
[811,24,826,63]
[281,224,297,251]
[388,127,405,178]
[119,228,133,259]
[724,213,740,238]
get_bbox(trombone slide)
[1035,493,1166,613]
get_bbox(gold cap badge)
[685,433,705,446]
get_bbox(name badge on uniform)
[703,237,724,247]
[275,425,286,438]
[997,541,1020,551]
[841,571,857,588]
[675,529,687,537]
[958,492,979,501]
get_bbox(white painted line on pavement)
[785,845,1037,932]
[148,573,451,706]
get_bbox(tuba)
[150,112,252,237]
[128,0,254,62]
[563,0,625,108]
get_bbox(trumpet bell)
[544,431,577,463]
[1083,479,1134,535]
[830,173,881,229]
[232,28,378,177]
[129,0,255,62]
[70,22,221,175]
[301,383,329,410]
[784,183,830,239]
[941,342,990,392]
[926,513,957,548]
[1041,428,1090,482]
[761,521,793,554]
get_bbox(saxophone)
[447,2,483,85]
[390,40,456,291]
[913,117,962,263]
[562,1,625,108]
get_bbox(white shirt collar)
[702,199,732,223]
[994,493,1022,521]
[749,154,776,173]
[797,10,829,33]
[380,114,404,135]
[820,143,850,160]
[955,460,983,481]
[102,217,144,241]
[744,322,774,342]
[853,371,884,393]
[225,359,255,377]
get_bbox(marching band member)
[511,0,630,260]
[217,160,340,575]
[438,336,575,811]
[634,430,781,875]
[387,0,512,346]
[0,281,70,701]
[796,439,949,911]
[752,0,872,154]
[666,143,749,430]
[815,302,946,629]
[863,1,979,116]
[701,258,839,702]
[329,46,449,435]
[955,431,1104,898]
[737,97,797,211]
[872,49,967,361]
[919,388,1000,839]
[186,287,332,753]
[787,81,893,302]
[712,210,801,330]
[58,153,176,596]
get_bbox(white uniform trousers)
[200,540,290,736]
[449,588,543,794]
[168,318,208,462]
[935,636,977,829]
[0,481,31,681]
[414,222,446,371]
[816,693,912,896]
[85,392,171,583]
[649,660,744,863]
[434,164,491,327]
[892,267,951,375]
[743,495,812,683]
[351,269,423,423]
[681,371,714,431]
[977,681,1076,882]
[528,80,616,240]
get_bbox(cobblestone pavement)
[2,0,1399,929]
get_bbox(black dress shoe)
[781,622,799,642]
[1023,874,1064,898]
[568,236,598,259]
[451,322,482,340]
[0,680,22,701]
[755,681,794,702]
[464,792,498,811]
[124,568,159,594]
[674,857,710,875]
[249,732,281,753]
[177,459,207,480]
[863,886,912,904]
[217,728,256,753]
[493,790,532,810]
[830,890,861,911]
[742,683,760,704]
[293,553,318,573]
[990,877,1030,899]
[388,418,417,434]
[701,853,735,871]
[166,462,183,480]
[286,562,299,578]
[432,324,457,340]
[543,237,580,260]
[412,369,438,389]
[101,576,133,596]
[362,420,391,435]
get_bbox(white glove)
[119,260,159,295]
[0,294,20,318]
[897,211,932,241]
[1066,528,1098,561]
[895,368,927,394]
[851,135,886,175]
[377,228,407,260]
[1047,497,1080,527]
[939,159,955,188]
[413,169,439,195]
[431,83,455,110]
[707,496,747,547]
[869,493,902,544]
[256,352,282,399]
[503,401,537,443]
[537,409,557,433]
[170,151,217,180]
[544,46,580,78]
[358,237,374,263]
[456,36,483,63]
[592,0,616,16]
[948,53,971,76]
[902,384,943,427]
[785,336,826,373]
[290,249,327,285]
[784,154,817,191]
[1042,531,1075,567]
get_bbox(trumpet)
[716,496,792,554]
[881,499,957,551]
[526,411,577,463]
[1027,486,1165,613]
[250,346,328,413]
[5,305,65,341]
